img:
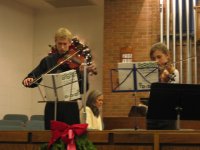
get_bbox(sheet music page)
[135,61,159,90]
[117,63,135,91]
[117,61,158,92]
[42,69,81,101]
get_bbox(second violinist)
[150,42,179,83]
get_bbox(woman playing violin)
[150,42,179,83]
[22,27,96,130]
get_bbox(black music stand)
[146,82,200,130]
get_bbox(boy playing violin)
[22,27,96,129]
[147,43,180,130]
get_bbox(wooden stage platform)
[0,130,200,150]
[1,117,200,150]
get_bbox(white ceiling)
[14,0,103,10]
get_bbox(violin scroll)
[70,38,93,66]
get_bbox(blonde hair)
[55,27,73,40]
[150,42,169,60]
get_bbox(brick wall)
[103,0,160,117]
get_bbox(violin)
[159,62,176,83]
[49,38,97,75]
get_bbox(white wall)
[0,1,103,117]
[0,0,34,118]
[31,5,104,115]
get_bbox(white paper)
[42,70,81,101]
[117,61,159,91]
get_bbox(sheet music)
[118,63,134,90]
[117,61,159,91]
[135,61,159,90]
[42,70,81,101]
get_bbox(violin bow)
[30,49,81,86]
[172,56,196,65]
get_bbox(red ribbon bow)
[48,120,88,150]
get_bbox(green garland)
[75,134,96,150]
[40,134,96,150]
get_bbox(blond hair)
[55,27,73,40]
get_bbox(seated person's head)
[86,90,103,117]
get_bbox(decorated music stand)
[40,70,81,120]
[147,83,200,130]
[81,60,88,124]
[110,61,159,129]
